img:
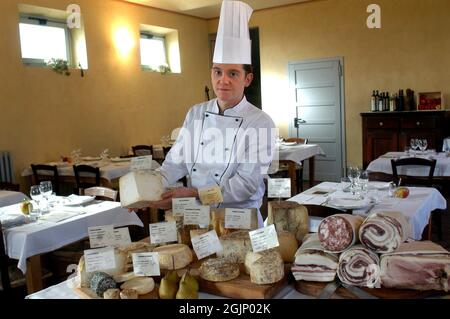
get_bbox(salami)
[359,211,410,253]
[318,214,364,253]
[337,245,380,288]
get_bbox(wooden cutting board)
[295,280,448,299]
[73,285,159,299]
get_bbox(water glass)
[339,177,350,192]
[30,185,42,218]
[359,170,369,193]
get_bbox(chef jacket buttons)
[235,119,239,122]
[205,114,209,117]
[200,142,204,145]
[193,168,197,172]
[215,174,219,177]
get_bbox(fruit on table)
[175,272,199,299]
[159,271,180,299]
[394,187,410,198]
[20,200,32,215]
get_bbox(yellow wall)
[209,0,450,167]
[0,0,211,186]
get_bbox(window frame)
[139,32,169,71]
[19,15,72,66]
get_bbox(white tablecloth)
[21,160,161,181]
[2,201,143,273]
[269,144,325,174]
[26,277,311,299]
[288,182,447,240]
[0,191,28,207]
[366,152,450,177]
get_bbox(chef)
[150,0,276,226]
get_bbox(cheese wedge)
[119,171,164,209]
[153,244,193,270]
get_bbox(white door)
[288,58,346,182]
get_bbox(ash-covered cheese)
[247,249,284,284]
[119,171,164,209]
[216,230,252,264]
[90,272,117,297]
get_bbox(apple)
[394,187,410,198]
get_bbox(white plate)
[281,142,297,146]
[82,156,101,161]
[48,162,70,167]
[62,195,95,206]
[328,197,371,209]
[110,157,131,162]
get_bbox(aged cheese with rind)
[153,244,193,270]
[119,171,164,209]
[120,277,155,295]
[200,258,240,282]
[103,288,120,299]
[247,249,284,284]
[267,201,309,242]
[120,288,138,299]
[216,230,252,263]
[276,231,299,263]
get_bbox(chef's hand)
[148,187,199,210]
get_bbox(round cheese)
[103,288,120,299]
[120,288,138,299]
[200,258,240,282]
[153,244,193,270]
[248,250,284,285]
[120,277,155,295]
[216,230,252,264]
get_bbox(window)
[140,33,169,71]
[19,16,71,65]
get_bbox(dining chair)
[390,157,441,240]
[30,164,60,194]
[0,182,20,191]
[277,138,309,194]
[73,165,101,195]
[132,145,153,157]
[84,186,118,201]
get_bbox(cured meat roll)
[337,245,380,288]
[380,241,450,291]
[359,211,410,253]
[318,214,364,253]
[291,233,339,282]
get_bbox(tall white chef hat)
[213,0,253,65]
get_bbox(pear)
[166,270,180,284]
[159,277,178,299]
[180,272,199,292]
[175,281,198,299]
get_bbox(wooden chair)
[163,146,171,157]
[31,164,60,194]
[278,138,308,194]
[73,165,100,195]
[0,182,20,191]
[390,157,441,240]
[132,145,153,157]
[84,187,117,201]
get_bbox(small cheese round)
[120,277,155,295]
[103,288,120,299]
[120,288,138,299]
[153,244,193,270]
[200,258,240,282]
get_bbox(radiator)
[0,151,14,183]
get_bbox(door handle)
[294,118,306,128]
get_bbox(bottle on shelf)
[371,90,377,112]
[389,93,395,111]
[378,92,384,111]
[397,89,405,111]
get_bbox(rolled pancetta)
[291,233,339,282]
[318,214,364,253]
[359,211,410,253]
[337,245,381,288]
[380,241,450,291]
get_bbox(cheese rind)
[267,201,309,242]
[216,230,252,263]
[200,258,240,282]
[120,277,155,295]
[247,249,284,284]
[153,244,193,270]
[119,171,164,209]
[276,231,299,263]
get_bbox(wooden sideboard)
[361,110,450,168]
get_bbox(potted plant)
[47,58,71,76]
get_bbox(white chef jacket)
[160,96,276,225]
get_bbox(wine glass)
[359,170,369,194]
[347,166,360,193]
[418,139,427,152]
[410,139,417,151]
[30,185,42,218]
[39,181,53,212]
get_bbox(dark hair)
[243,64,253,75]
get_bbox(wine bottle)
[371,90,377,111]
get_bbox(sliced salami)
[318,214,364,253]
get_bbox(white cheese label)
[88,225,115,248]
[114,227,132,246]
[172,197,197,217]
[183,206,210,226]
[130,155,153,171]
[191,230,222,260]
[149,221,177,244]
[268,178,291,198]
[249,224,280,253]
[224,208,251,229]
[84,247,116,273]
[132,252,160,277]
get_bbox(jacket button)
[215,174,219,177]
[193,168,197,172]
[235,119,239,122]
[205,114,209,117]
[200,142,204,145]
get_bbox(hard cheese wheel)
[119,171,164,209]
[247,249,284,285]
[200,258,240,282]
[153,244,193,270]
[120,277,155,295]
[216,230,252,263]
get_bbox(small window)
[19,16,71,65]
[140,33,169,72]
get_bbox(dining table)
[0,190,28,207]
[1,197,143,293]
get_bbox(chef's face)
[211,63,253,108]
